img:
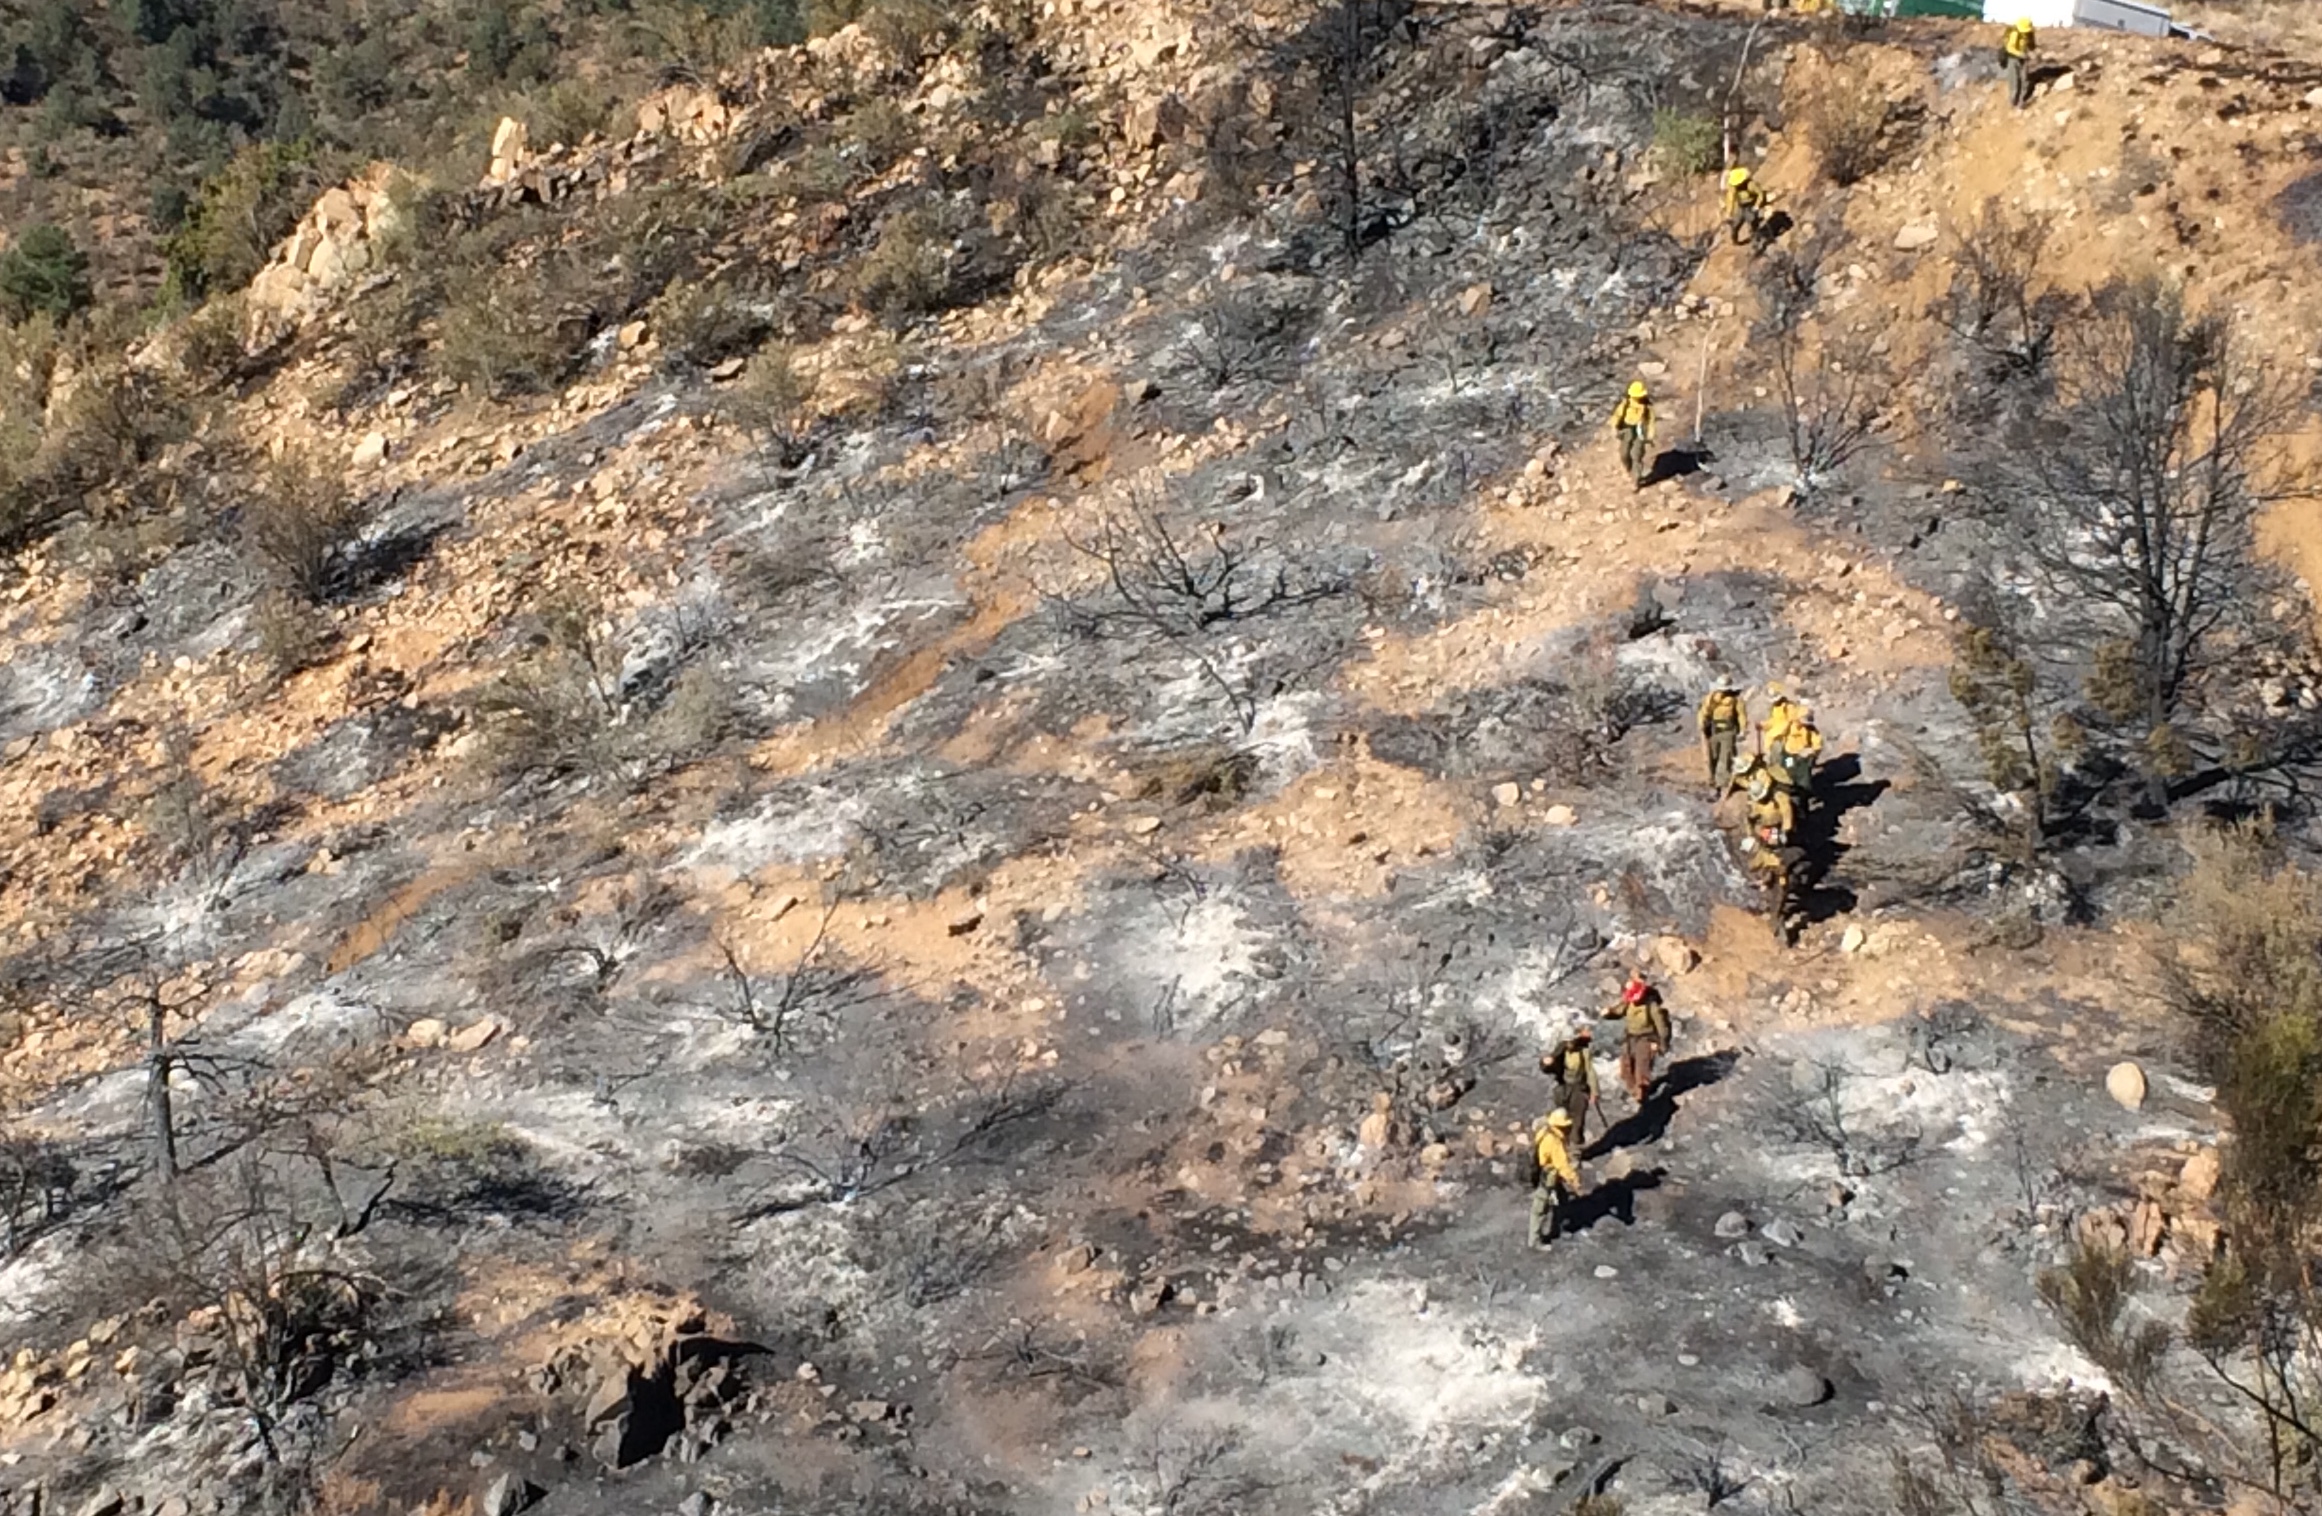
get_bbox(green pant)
[1618,425,1651,486]
[1706,726,1739,792]
[2005,53,2028,108]
[1530,1176,1575,1245]
[1779,749,1815,797]
[1556,1081,1591,1143]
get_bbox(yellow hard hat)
[1547,1109,1574,1129]
[2017,17,2033,27]
[1727,167,1751,187]
[1627,381,1648,399]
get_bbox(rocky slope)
[0,4,2316,1515]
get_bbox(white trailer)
[1979,0,2171,34]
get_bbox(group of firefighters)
[1606,18,2042,490]
[1522,684,1823,1247]
[1527,969,1670,1250]
[1528,17,2039,1251]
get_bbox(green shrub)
[468,0,556,83]
[0,224,90,322]
[525,78,621,149]
[775,143,854,205]
[842,96,917,168]
[810,0,952,62]
[435,261,580,398]
[650,278,768,369]
[162,142,322,304]
[853,202,956,321]
[176,295,248,388]
[242,451,364,602]
[726,342,816,466]
[1650,109,1721,176]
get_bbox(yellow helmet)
[1547,1109,1574,1130]
[1627,381,1648,399]
[2017,17,2034,28]
[1727,167,1751,187]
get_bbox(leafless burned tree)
[1974,277,2314,812]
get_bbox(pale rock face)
[2106,1061,2147,1112]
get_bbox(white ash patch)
[686,785,872,875]
[0,1233,70,1327]
[1122,894,1265,1029]
[750,594,955,696]
[216,988,381,1063]
[738,1202,881,1317]
[1244,691,1327,787]
[1318,1279,1545,1434]
[1842,1068,2015,1155]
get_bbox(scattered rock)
[447,1018,501,1054]
[1543,804,1577,827]
[618,320,649,349]
[1762,1365,1833,1409]
[1560,1426,1600,1449]
[351,431,391,469]
[1653,936,1698,976]
[481,1474,540,1516]
[1761,1218,1804,1249]
[2130,1197,2166,1257]
[847,1399,892,1423]
[946,910,983,938]
[1129,816,1163,836]
[1714,1211,1751,1240]
[1637,1392,1676,1417]
[405,1017,448,1049]
[678,1494,713,1516]
[1492,781,1522,808]
[1457,282,1494,318]
[708,357,747,382]
[1839,924,1867,954]
[74,1489,124,1516]
[1893,223,1939,252]
[2179,1147,2220,1202]
[1737,1241,1772,1267]
[2105,1061,2147,1112]
[1593,1264,1618,1279]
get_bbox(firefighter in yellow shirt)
[1723,166,1769,248]
[2002,19,2035,110]
[1698,675,1747,797]
[1610,381,1654,489]
[1528,1109,1584,1251]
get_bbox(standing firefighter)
[1527,1108,1585,1251]
[1776,705,1825,801]
[1723,166,1768,247]
[1698,675,1747,798]
[1610,381,1655,489]
[1539,1026,1600,1143]
[1761,684,1799,762]
[1737,758,1803,941]
[1601,972,1671,1104]
[2002,18,2036,110]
